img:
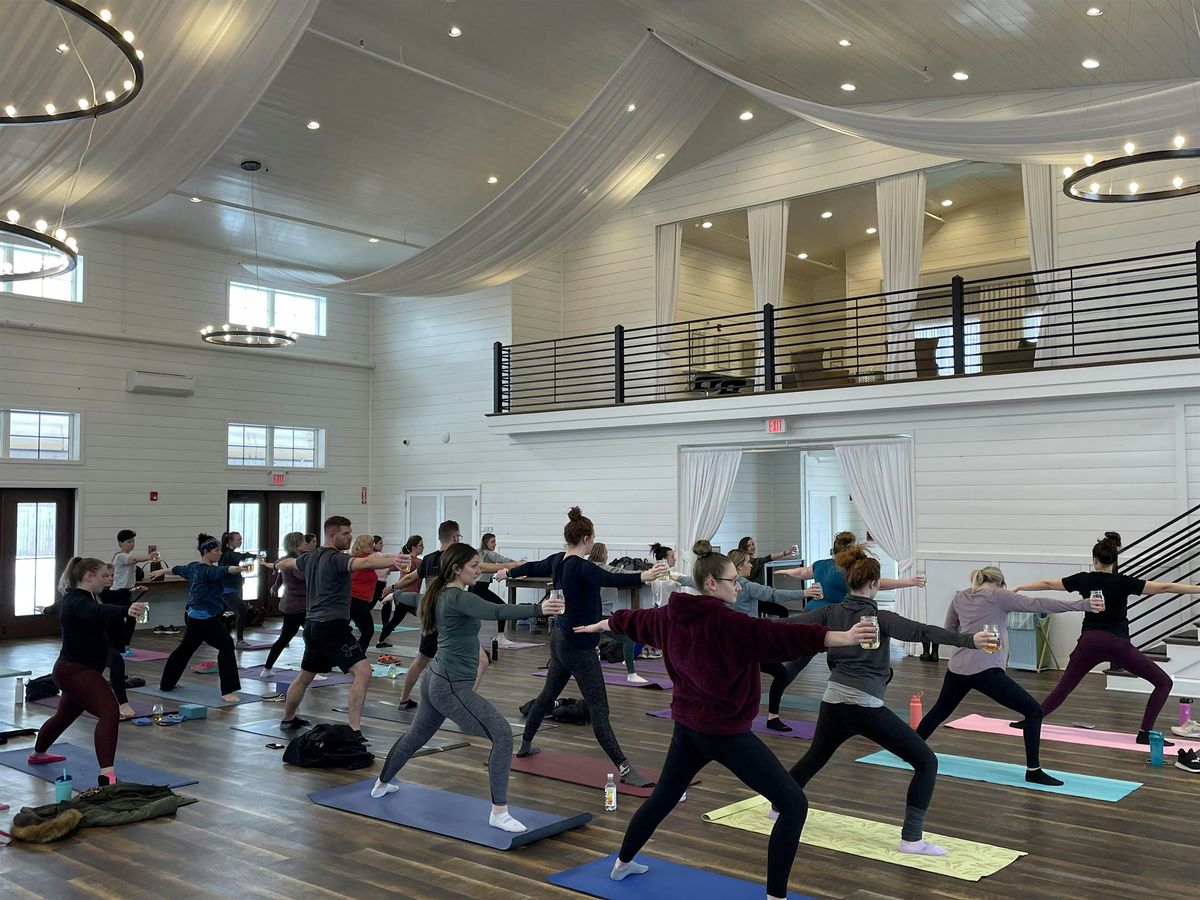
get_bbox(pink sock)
[28,752,67,765]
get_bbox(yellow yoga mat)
[702,796,1025,882]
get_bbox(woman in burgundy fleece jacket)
[574,550,874,900]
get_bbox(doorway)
[405,489,480,548]
[0,488,75,639]
[227,490,321,609]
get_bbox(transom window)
[228,423,325,469]
[229,282,326,336]
[1,409,80,461]
[0,241,83,302]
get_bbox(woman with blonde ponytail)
[28,557,147,786]
[915,566,1098,786]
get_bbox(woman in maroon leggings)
[1014,532,1200,743]
[29,557,147,786]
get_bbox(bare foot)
[221,693,240,702]
[119,703,136,719]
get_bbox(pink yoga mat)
[125,647,171,662]
[509,747,699,797]
[531,669,672,690]
[946,713,1200,754]
[646,708,815,740]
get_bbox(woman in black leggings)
[789,544,992,856]
[260,532,313,676]
[376,535,424,647]
[916,566,1096,786]
[575,550,871,899]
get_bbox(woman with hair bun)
[916,566,1100,786]
[1013,532,1200,743]
[787,544,996,857]
[517,507,667,787]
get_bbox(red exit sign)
[270,471,286,486]
[766,418,787,434]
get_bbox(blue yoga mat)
[857,750,1141,802]
[0,742,198,790]
[548,853,814,899]
[308,779,591,850]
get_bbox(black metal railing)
[494,243,1200,414]
[1123,501,1200,650]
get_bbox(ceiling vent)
[126,369,195,397]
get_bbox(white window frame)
[228,281,327,337]
[227,422,326,470]
[0,240,84,303]
[0,408,82,463]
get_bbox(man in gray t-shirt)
[295,547,353,622]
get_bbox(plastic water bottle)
[387,664,398,680]
[491,638,499,662]
[604,773,617,811]
[14,676,24,705]
[1180,698,1193,725]
[1148,730,1165,767]
[909,691,924,729]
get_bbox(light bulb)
[1086,6,1103,15]
[35,219,48,232]
[820,210,833,218]
[367,237,380,243]
[1081,58,1100,69]
[1173,176,1184,189]
[1083,153,1094,165]
[104,89,116,102]
[100,9,112,21]
[739,110,753,121]
[135,49,143,60]
[486,175,498,184]
[5,210,17,223]
[44,103,56,114]
[448,25,462,37]
[840,83,856,92]
[1174,134,1186,149]
[1089,182,1100,193]
[78,98,90,109]
[1062,167,1073,177]
[122,30,134,43]
[3,105,14,116]
[866,226,877,235]
[54,228,66,241]
[952,71,969,81]
[654,152,666,160]
[66,237,78,250]
[1128,182,1139,193]
[306,120,320,129]
[838,39,852,47]
[941,199,953,207]
[797,252,808,259]
[123,80,133,91]
[1123,141,1136,154]
[701,221,713,228]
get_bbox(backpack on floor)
[25,674,59,702]
[282,723,373,770]
[548,697,591,725]
[597,635,625,664]
[246,605,266,628]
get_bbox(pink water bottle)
[1181,698,1193,726]
[909,691,924,729]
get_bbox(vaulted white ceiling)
[15,0,1198,278]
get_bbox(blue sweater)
[172,562,228,619]
[808,557,848,609]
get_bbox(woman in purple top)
[260,531,316,677]
[915,566,1099,786]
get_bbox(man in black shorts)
[276,515,398,738]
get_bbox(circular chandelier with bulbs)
[1,1,145,125]
[1062,135,1200,203]
[0,210,78,282]
[200,324,298,348]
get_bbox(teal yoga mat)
[763,692,906,718]
[857,750,1142,802]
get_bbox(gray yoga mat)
[131,682,277,708]
[232,717,467,759]
[332,702,544,735]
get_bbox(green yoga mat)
[762,692,907,718]
[703,796,1025,881]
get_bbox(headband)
[199,538,220,554]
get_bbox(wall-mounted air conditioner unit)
[125,370,196,397]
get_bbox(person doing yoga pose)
[377,535,423,649]
[372,543,564,832]
[259,531,316,677]
[915,566,1100,786]
[573,549,874,899]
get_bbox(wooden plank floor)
[0,624,1192,899]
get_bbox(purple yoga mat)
[646,708,815,739]
[34,697,178,719]
[193,665,354,687]
[124,647,171,662]
[531,669,672,690]
[600,656,670,675]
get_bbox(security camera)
[402,439,409,445]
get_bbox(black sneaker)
[398,699,418,710]
[353,729,369,744]
[1175,749,1200,773]
[765,718,793,732]
[165,624,181,634]
[375,641,392,649]
[1136,729,1174,747]
[152,625,168,635]
[280,716,310,729]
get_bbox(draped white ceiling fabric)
[326,36,724,297]
[658,34,1200,165]
[0,0,319,226]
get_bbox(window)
[0,241,83,302]
[913,320,981,375]
[14,501,58,615]
[229,282,326,336]
[3,409,79,461]
[228,423,325,468]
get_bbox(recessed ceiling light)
[306,120,320,130]
[368,237,380,243]
[486,175,498,184]
[866,226,877,235]
[448,25,462,37]
[1081,58,1100,69]
[838,39,852,47]
[701,221,713,228]
[1173,176,1184,189]
[56,42,70,53]
[1174,134,1186,148]
[1128,182,1139,193]
[840,83,856,92]
[820,210,833,219]
[189,196,202,203]
[654,152,666,160]
[1086,7,1104,16]
[797,252,809,259]
[739,110,754,121]
[940,199,953,207]
[952,71,969,81]
[626,102,636,112]
[1123,141,1136,154]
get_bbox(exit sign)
[766,418,787,434]
[270,471,286,486]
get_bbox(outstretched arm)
[1011,578,1066,593]
[1144,580,1200,595]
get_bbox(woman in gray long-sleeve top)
[786,545,993,858]
[915,567,1098,786]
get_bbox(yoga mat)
[548,853,813,899]
[857,750,1142,802]
[308,779,590,850]
[762,692,907,718]
[130,683,274,708]
[233,639,276,650]
[123,648,171,662]
[533,670,672,690]
[194,665,355,688]
[334,702,533,735]
[0,722,38,743]
[644,708,814,740]
[232,718,467,759]
[0,742,198,790]
[510,748,696,798]
[946,713,1200,755]
[703,797,1025,882]
[370,664,409,678]
[600,657,670,675]
[481,635,540,650]
[34,697,178,720]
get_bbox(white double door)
[404,488,481,548]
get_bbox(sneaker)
[165,624,181,634]
[234,640,252,650]
[121,649,135,658]
[1170,720,1200,738]
[398,699,417,710]
[375,641,393,649]
[765,718,793,732]
[1136,729,1174,747]
[1175,749,1200,773]
[152,625,168,635]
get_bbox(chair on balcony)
[982,339,1037,374]
[915,337,940,378]
[780,348,856,390]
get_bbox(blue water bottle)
[1148,730,1165,767]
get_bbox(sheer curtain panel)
[876,172,926,379]
[678,448,743,570]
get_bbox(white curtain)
[678,448,743,571]
[0,0,319,226]
[326,36,723,297]
[835,441,919,655]
[655,222,683,398]
[1021,164,1068,367]
[747,200,790,388]
[876,172,926,379]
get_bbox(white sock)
[260,669,274,678]
[610,859,649,881]
[898,838,949,857]
[627,673,649,684]
[488,811,527,833]
[370,781,399,799]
